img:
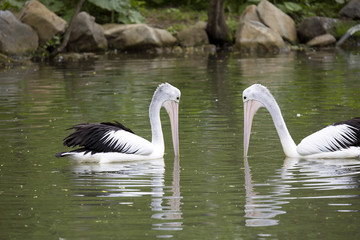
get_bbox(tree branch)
[50,0,86,57]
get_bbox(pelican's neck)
[266,97,299,157]
[149,99,165,154]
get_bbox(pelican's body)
[56,83,180,163]
[243,84,360,159]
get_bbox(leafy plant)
[0,0,24,10]
[283,2,302,12]
[87,0,145,24]
[1,0,145,24]
[39,0,65,13]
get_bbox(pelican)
[243,84,360,159]
[56,83,180,163]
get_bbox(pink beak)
[244,100,263,158]
[163,100,179,157]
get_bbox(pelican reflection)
[152,157,182,231]
[244,158,287,227]
[69,157,183,233]
[244,157,360,227]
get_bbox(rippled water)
[1,50,360,239]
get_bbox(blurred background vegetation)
[0,0,350,36]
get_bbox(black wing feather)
[100,121,135,134]
[63,121,138,154]
[332,117,360,148]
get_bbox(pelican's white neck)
[264,95,299,157]
[149,98,165,154]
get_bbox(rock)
[0,10,38,55]
[234,20,288,54]
[239,5,260,23]
[177,21,209,47]
[339,0,360,19]
[102,23,119,31]
[193,21,207,29]
[307,34,336,47]
[67,12,107,52]
[19,0,66,44]
[297,17,338,43]
[105,24,177,51]
[257,0,297,42]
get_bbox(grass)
[142,7,239,36]
[142,7,207,34]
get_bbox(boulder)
[234,20,288,54]
[257,0,297,42]
[297,17,338,43]
[105,24,177,51]
[239,5,260,23]
[19,0,66,44]
[177,21,209,47]
[0,10,38,55]
[307,34,336,47]
[339,0,360,19]
[67,12,107,52]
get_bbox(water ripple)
[244,157,360,227]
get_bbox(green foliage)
[262,0,349,24]
[87,0,144,24]
[142,7,207,34]
[0,0,351,26]
[0,0,145,24]
[283,2,302,12]
[0,0,76,22]
[224,0,348,24]
[39,0,65,13]
[0,0,70,13]
[332,21,360,39]
[33,34,63,60]
[226,15,239,37]
[144,0,209,10]
[0,0,24,10]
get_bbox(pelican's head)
[242,84,271,158]
[154,83,181,157]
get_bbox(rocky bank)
[1,0,360,62]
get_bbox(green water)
[1,50,360,239]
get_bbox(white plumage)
[297,124,358,155]
[243,84,360,159]
[101,130,154,155]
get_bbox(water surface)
[1,50,360,239]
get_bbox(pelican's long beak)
[244,100,263,158]
[164,100,179,157]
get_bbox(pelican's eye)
[176,96,180,101]
[243,96,247,100]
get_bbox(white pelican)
[243,84,360,159]
[56,83,180,163]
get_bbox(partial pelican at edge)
[243,84,360,159]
